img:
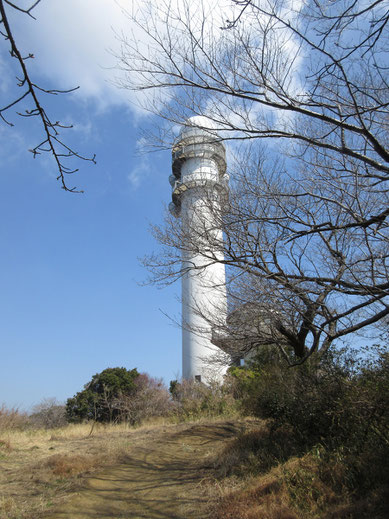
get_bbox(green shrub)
[229,346,389,498]
[66,367,139,423]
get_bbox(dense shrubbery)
[230,348,388,440]
[66,367,174,425]
[0,401,67,432]
[225,345,389,516]
[1,368,237,431]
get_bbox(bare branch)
[122,0,389,363]
[0,0,95,191]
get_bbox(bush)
[111,373,173,425]
[66,367,139,423]
[171,379,237,420]
[230,346,389,497]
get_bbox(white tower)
[169,117,230,383]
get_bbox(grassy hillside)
[1,349,388,518]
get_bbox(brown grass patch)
[213,476,298,519]
[214,422,299,479]
[212,450,386,519]
[44,454,100,477]
[210,422,381,519]
[0,422,147,519]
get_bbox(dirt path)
[42,422,242,519]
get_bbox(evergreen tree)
[66,367,139,423]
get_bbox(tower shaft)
[170,117,230,383]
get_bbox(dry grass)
[209,421,389,519]
[0,405,29,431]
[214,422,299,479]
[0,439,12,452]
[211,455,342,519]
[2,414,385,519]
[209,472,296,519]
[0,418,182,519]
[44,453,100,476]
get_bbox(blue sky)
[0,0,183,410]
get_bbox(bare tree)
[111,374,172,425]
[145,147,388,364]
[118,0,388,179]
[30,398,67,429]
[0,0,95,192]
[119,0,389,363]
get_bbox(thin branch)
[0,0,95,191]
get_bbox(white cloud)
[128,156,151,190]
[2,0,305,133]
[7,0,136,111]
[3,0,242,116]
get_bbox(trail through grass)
[37,422,243,519]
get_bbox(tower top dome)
[185,115,217,129]
[178,116,219,141]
